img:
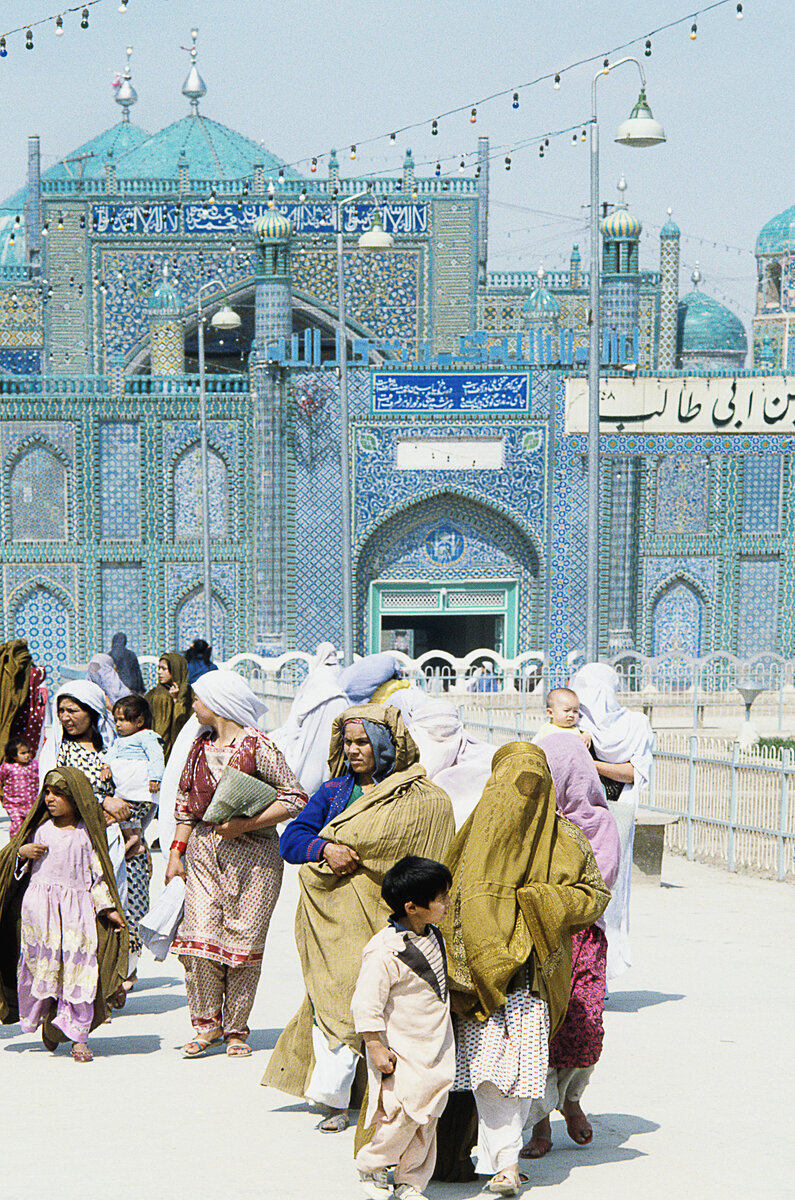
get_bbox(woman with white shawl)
[568,664,654,979]
[163,670,307,1057]
[39,681,129,895]
[268,643,349,797]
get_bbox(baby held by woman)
[533,688,592,748]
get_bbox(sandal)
[226,1040,252,1057]
[315,1111,349,1133]
[487,1170,528,1196]
[72,1043,93,1063]
[563,1108,593,1146]
[182,1036,223,1058]
[109,985,127,1010]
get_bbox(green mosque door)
[369,579,519,659]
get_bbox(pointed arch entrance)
[356,493,541,657]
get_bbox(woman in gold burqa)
[439,741,610,1195]
[263,703,455,1132]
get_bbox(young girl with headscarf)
[163,670,307,1058]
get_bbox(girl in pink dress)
[15,770,124,1061]
[0,739,39,838]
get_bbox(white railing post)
[778,746,791,881]
[687,735,697,860]
[728,740,739,873]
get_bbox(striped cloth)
[408,926,447,999]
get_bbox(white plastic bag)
[138,877,186,962]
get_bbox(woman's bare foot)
[226,1037,251,1057]
[72,1041,93,1063]
[561,1099,593,1145]
[520,1115,553,1158]
[315,1107,349,1133]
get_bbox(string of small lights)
[0,0,130,57]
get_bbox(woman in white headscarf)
[163,670,308,1058]
[568,663,654,979]
[39,680,129,905]
[269,643,349,797]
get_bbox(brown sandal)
[41,1028,58,1052]
[72,1043,93,1063]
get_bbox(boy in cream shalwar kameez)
[352,856,455,1200]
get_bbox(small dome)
[522,284,560,317]
[677,291,747,356]
[660,208,680,239]
[252,209,292,243]
[148,274,182,315]
[756,203,795,255]
[601,206,642,238]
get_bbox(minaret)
[181,28,206,115]
[658,208,681,370]
[250,210,293,653]
[600,174,641,346]
[148,262,184,374]
[522,267,560,360]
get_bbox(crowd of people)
[0,635,653,1197]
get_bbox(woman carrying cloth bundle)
[440,742,610,1195]
[164,670,307,1058]
[146,652,194,761]
[263,703,455,1133]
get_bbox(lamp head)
[210,303,242,331]
[614,88,666,147]
[357,210,394,250]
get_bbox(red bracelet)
[170,839,188,855]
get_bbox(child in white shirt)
[533,687,592,748]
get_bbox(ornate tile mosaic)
[100,564,144,652]
[737,556,780,656]
[652,582,703,657]
[10,445,68,540]
[99,421,140,539]
[741,455,781,533]
[655,455,709,533]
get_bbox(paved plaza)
[0,846,790,1200]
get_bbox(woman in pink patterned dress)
[165,670,307,1058]
[0,738,39,838]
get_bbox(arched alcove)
[8,444,68,541]
[174,588,228,660]
[172,443,229,540]
[652,580,704,659]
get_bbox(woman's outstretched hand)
[164,851,187,884]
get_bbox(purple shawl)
[540,732,621,891]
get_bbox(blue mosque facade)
[0,46,790,681]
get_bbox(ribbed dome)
[601,206,642,238]
[252,209,292,242]
[677,291,747,355]
[756,203,795,255]
[148,277,182,314]
[660,213,680,239]
[522,285,560,316]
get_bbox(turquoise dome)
[148,277,182,314]
[114,115,304,183]
[253,209,292,242]
[660,214,680,239]
[676,291,747,355]
[522,285,560,317]
[756,203,795,255]
[601,206,641,238]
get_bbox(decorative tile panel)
[10,445,67,540]
[737,556,780,656]
[655,454,709,533]
[100,564,144,652]
[99,421,140,539]
[741,455,781,532]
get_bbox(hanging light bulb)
[431,119,438,135]
[470,107,477,123]
[41,221,49,236]
[300,185,307,201]
[459,156,466,173]
[504,154,511,170]
[0,37,7,56]
[545,138,549,147]
[57,212,64,231]
[736,2,743,15]
[538,144,545,158]
[278,167,284,180]
[310,157,317,172]
[690,21,697,39]
[209,188,217,204]
[581,129,587,141]
[119,0,128,11]
[512,92,519,109]
[242,181,249,196]
[603,58,610,71]
[55,15,64,35]
[572,132,578,143]
[81,8,89,29]
[435,161,441,177]
[8,233,15,246]
[25,29,33,50]
[645,38,652,56]
[553,73,561,89]
[389,132,396,143]
[350,144,357,159]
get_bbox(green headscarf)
[0,766,129,1041]
[146,651,194,760]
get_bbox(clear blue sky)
[0,0,789,328]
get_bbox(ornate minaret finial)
[115,45,138,123]
[182,28,207,115]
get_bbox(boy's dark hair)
[4,737,30,763]
[382,855,452,919]
[112,693,153,729]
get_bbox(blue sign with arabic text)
[372,372,530,414]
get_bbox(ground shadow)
[248,1027,285,1051]
[605,990,685,1012]
[4,1033,162,1056]
[660,881,684,889]
[131,974,183,992]
[123,992,187,1015]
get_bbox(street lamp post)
[586,59,665,662]
[196,282,241,644]
[336,193,394,663]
